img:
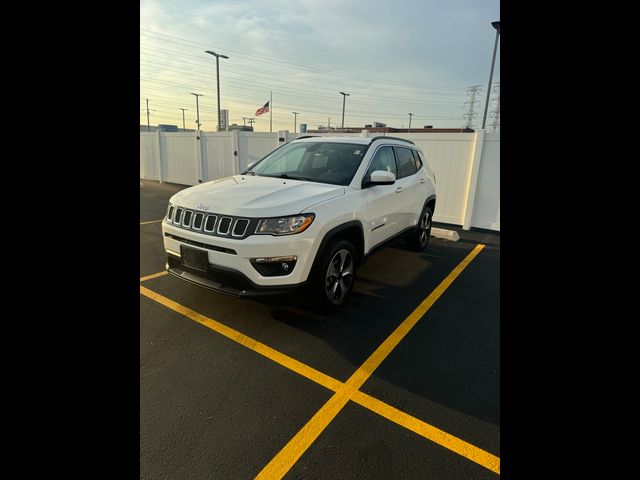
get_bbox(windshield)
[248,142,366,186]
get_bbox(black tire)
[408,205,433,251]
[312,239,357,310]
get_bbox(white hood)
[171,175,345,217]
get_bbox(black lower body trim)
[166,254,305,297]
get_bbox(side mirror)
[369,170,396,185]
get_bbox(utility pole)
[463,85,482,129]
[408,113,414,129]
[292,112,300,133]
[247,118,256,128]
[179,108,188,131]
[339,92,350,131]
[328,117,331,128]
[191,93,203,130]
[146,99,150,132]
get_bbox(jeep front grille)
[166,205,253,239]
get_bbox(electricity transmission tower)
[463,85,482,129]
[488,83,500,133]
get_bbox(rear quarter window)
[411,149,423,170]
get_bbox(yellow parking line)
[140,285,343,392]
[255,244,486,479]
[140,219,163,225]
[140,271,168,282]
[351,390,500,474]
[140,243,497,475]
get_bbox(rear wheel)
[408,205,432,251]
[313,239,357,310]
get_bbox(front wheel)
[313,239,357,310]
[408,206,432,251]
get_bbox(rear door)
[393,146,423,228]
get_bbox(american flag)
[255,101,269,116]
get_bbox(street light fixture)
[408,113,414,129]
[179,108,188,131]
[339,92,350,131]
[205,50,229,132]
[481,21,500,129]
[292,112,300,133]
[190,93,203,130]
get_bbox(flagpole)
[270,90,272,133]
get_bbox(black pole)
[482,22,500,129]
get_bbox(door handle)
[420,178,426,184]
[395,186,403,193]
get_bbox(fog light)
[250,256,298,276]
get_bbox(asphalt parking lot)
[140,179,500,479]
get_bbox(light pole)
[408,113,414,129]
[191,93,203,130]
[146,99,151,132]
[179,108,188,131]
[339,92,350,131]
[292,112,300,133]
[481,21,500,129]
[205,50,229,132]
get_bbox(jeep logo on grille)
[196,204,210,211]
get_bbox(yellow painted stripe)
[140,219,163,225]
[139,271,169,282]
[255,244,486,479]
[141,278,500,474]
[346,243,485,391]
[352,390,500,474]
[139,285,343,392]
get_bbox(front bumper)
[166,253,306,297]
[162,220,318,293]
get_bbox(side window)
[364,146,397,184]
[411,149,423,170]
[394,147,418,178]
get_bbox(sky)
[140,0,500,132]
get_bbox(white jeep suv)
[162,136,436,308]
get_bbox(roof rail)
[293,135,319,140]
[368,136,415,145]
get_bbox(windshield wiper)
[243,170,256,176]
[279,174,312,181]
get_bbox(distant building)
[307,126,475,134]
[228,124,254,131]
[158,124,178,132]
[218,110,229,131]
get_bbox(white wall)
[402,133,478,226]
[471,133,500,230]
[140,130,500,231]
[140,132,160,180]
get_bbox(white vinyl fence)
[140,130,499,231]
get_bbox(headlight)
[256,214,315,235]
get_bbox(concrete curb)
[431,228,460,242]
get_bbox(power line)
[489,83,500,132]
[463,85,482,129]
[140,29,471,91]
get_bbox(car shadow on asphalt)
[250,239,500,429]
